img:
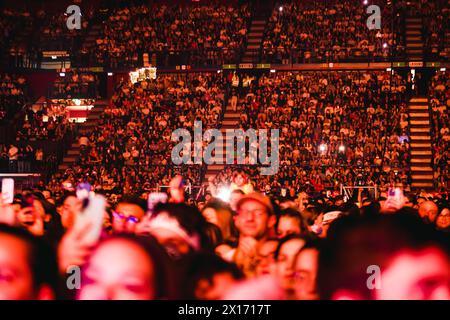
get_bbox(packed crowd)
[50,71,99,99]
[429,70,450,191]
[0,143,46,173]
[262,0,406,64]
[209,71,411,195]
[0,173,448,300]
[49,72,227,198]
[0,73,28,122]
[80,3,250,68]
[422,0,450,61]
[16,103,74,142]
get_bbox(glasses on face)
[237,208,267,218]
[112,211,140,224]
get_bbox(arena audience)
[263,0,406,64]
[429,70,450,191]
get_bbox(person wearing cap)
[216,192,276,277]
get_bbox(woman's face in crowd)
[61,196,82,229]
[255,240,278,276]
[276,238,305,290]
[0,233,52,300]
[234,174,245,187]
[202,207,219,226]
[277,216,301,238]
[293,248,319,300]
[78,239,156,300]
[436,208,449,230]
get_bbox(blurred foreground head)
[318,212,450,300]
[0,224,58,300]
[77,234,172,300]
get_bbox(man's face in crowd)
[294,248,319,300]
[0,234,50,300]
[418,201,439,223]
[276,238,305,290]
[195,272,238,300]
[234,200,275,239]
[78,239,156,300]
[374,247,450,300]
[61,195,82,229]
[113,202,145,233]
[255,240,278,276]
[277,216,301,238]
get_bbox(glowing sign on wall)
[129,67,157,84]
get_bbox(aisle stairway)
[57,99,108,171]
[241,18,267,64]
[204,103,241,182]
[405,16,424,61]
[408,97,434,189]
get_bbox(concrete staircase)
[241,18,267,64]
[57,100,108,171]
[405,17,423,61]
[204,105,241,182]
[408,97,434,189]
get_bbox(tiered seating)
[49,72,226,196]
[262,0,406,63]
[78,3,251,68]
[209,71,410,194]
[429,70,450,190]
[0,73,28,122]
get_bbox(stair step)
[252,20,266,25]
[407,43,423,48]
[411,166,433,171]
[248,39,261,44]
[411,150,432,155]
[409,105,428,110]
[411,182,434,188]
[248,32,263,37]
[67,150,79,156]
[406,24,422,29]
[409,113,429,117]
[63,157,77,163]
[412,174,433,179]
[406,36,422,41]
[251,26,265,31]
[411,143,431,148]
[406,30,421,35]
[410,127,430,133]
[410,120,429,125]
[411,158,431,163]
